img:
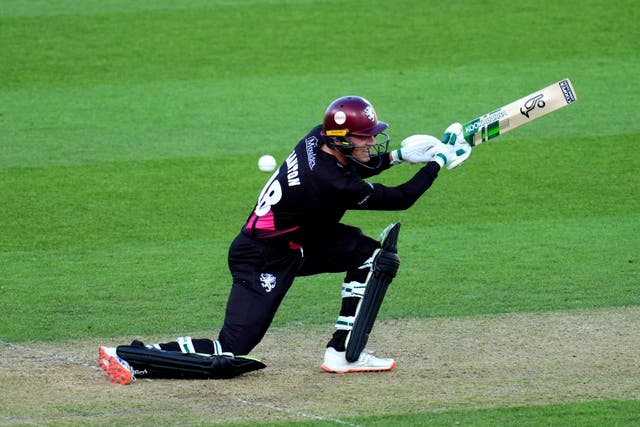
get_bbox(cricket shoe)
[320,347,396,374]
[98,345,112,372]
[98,345,136,385]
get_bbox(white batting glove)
[389,134,440,165]
[440,122,472,170]
[432,142,456,168]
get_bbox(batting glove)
[390,134,440,165]
[440,122,472,170]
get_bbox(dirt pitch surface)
[2,307,639,426]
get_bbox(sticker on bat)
[520,94,546,118]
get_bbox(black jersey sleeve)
[351,161,441,210]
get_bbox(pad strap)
[212,339,223,356]
[341,281,366,299]
[335,315,355,330]
[177,336,196,353]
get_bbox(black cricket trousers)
[218,223,380,355]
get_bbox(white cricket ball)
[258,154,277,172]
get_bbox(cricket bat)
[462,78,578,146]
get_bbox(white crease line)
[237,398,363,427]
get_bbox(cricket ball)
[258,154,277,172]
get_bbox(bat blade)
[462,78,578,146]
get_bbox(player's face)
[348,135,376,163]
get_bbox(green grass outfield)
[1,0,638,425]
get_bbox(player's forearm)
[360,162,440,210]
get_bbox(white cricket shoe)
[320,347,396,374]
[98,345,136,385]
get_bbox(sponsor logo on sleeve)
[305,136,318,170]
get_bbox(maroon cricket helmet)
[322,96,388,137]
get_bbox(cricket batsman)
[98,95,471,384]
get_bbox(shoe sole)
[107,355,134,385]
[320,360,396,374]
[98,346,110,371]
[98,346,134,385]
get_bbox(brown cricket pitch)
[1,306,638,426]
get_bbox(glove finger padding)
[442,122,465,145]
[401,134,439,149]
[391,134,440,165]
[446,147,471,170]
[441,122,472,170]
